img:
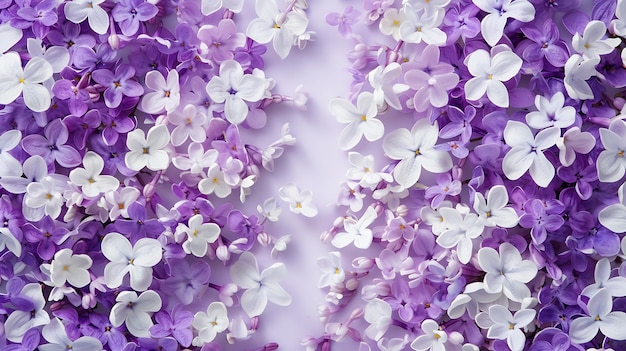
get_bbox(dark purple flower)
[212,124,247,163]
[519,199,565,246]
[23,216,69,261]
[114,202,165,240]
[162,23,200,62]
[227,210,262,251]
[47,21,96,52]
[597,50,626,88]
[85,313,128,351]
[21,119,82,168]
[557,158,598,200]
[128,44,169,76]
[149,305,193,347]
[12,0,58,37]
[92,64,144,108]
[52,79,91,117]
[72,43,117,71]
[234,38,266,71]
[439,105,476,142]
[519,19,570,68]
[89,134,135,177]
[136,337,178,351]
[537,305,582,334]
[442,4,481,44]
[99,112,136,146]
[112,0,158,36]
[424,172,462,208]
[384,277,418,322]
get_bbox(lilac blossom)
[21,119,82,168]
[112,0,158,37]
[92,64,144,109]
[326,6,361,38]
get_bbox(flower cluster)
[0,0,315,350]
[309,1,626,351]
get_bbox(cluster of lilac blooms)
[308,0,626,351]
[0,0,316,349]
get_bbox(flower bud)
[216,244,230,261]
[345,278,359,291]
[352,257,375,270]
[349,308,364,319]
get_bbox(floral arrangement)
[0,0,316,349]
[304,0,626,351]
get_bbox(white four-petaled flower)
[573,20,620,60]
[398,4,447,46]
[0,52,53,112]
[175,214,221,257]
[125,124,171,172]
[598,119,626,182]
[464,47,522,108]
[49,248,92,288]
[437,206,484,264]
[70,151,120,198]
[192,302,229,345]
[110,290,162,337]
[486,305,536,351]
[140,69,181,115]
[564,54,599,100]
[330,92,384,150]
[317,251,345,288]
[472,0,535,46]
[569,289,626,343]
[331,206,377,249]
[525,92,576,129]
[364,298,392,341]
[64,0,109,34]
[102,232,163,291]
[278,183,318,217]
[473,185,518,228]
[40,318,102,351]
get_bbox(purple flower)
[72,44,117,71]
[197,19,246,63]
[4,328,39,351]
[597,50,626,88]
[424,172,462,208]
[149,305,193,347]
[384,277,418,322]
[99,112,136,146]
[439,105,476,142]
[21,119,82,168]
[52,79,91,117]
[442,4,481,44]
[519,19,570,68]
[519,199,565,246]
[23,216,69,261]
[557,158,598,200]
[160,258,210,305]
[92,64,144,108]
[47,21,96,52]
[112,0,158,36]
[12,0,58,37]
[85,313,127,351]
[326,6,361,38]
[227,210,263,251]
[114,202,165,240]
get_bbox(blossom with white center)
[257,197,282,222]
[206,60,267,124]
[27,38,70,74]
[230,251,291,317]
[464,47,522,108]
[192,302,229,345]
[581,258,626,298]
[613,0,626,37]
[49,248,92,288]
[246,0,309,59]
[346,152,393,189]
[40,318,102,351]
[278,183,317,217]
[557,127,595,167]
[410,319,448,351]
[437,206,484,264]
[398,4,446,45]
[599,182,626,233]
[202,0,243,15]
[569,289,626,343]
[168,104,208,146]
[175,214,220,257]
[24,176,66,221]
[379,8,405,40]
[478,242,538,302]
[102,232,162,291]
[573,20,620,60]
[364,298,392,341]
[0,52,53,112]
[368,63,406,110]
[140,69,181,115]
[525,92,576,129]
[110,290,162,337]
[198,165,232,198]
[104,187,140,220]
[64,0,109,34]
[317,251,345,288]
[5,283,50,342]
[69,151,119,198]
[486,305,536,351]
[598,119,626,182]
[472,0,535,46]
[564,54,599,100]
[331,206,377,249]
[125,124,170,172]
[382,119,452,189]
[330,92,384,150]
[0,129,23,178]
[502,121,560,187]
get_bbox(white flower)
[464,47,522,108]
[0,129,23,178]
[581,258,626,298]
[24,176,66,221]
[486,305,536,351]
[192,302,229,345]
[0,155,48,194]
[346,152,393,189]
[317,251,345,288]
[5,283,50,342]
[64,0,109,34]
[39,318,102,351]
[102,232,162,291]
[0,52,53,112]
[598,119,626,182]
[230,251,292,317]
[330,92,384,150]
[331,206,377,249]
[379,8,405,40]
[599,182,626,233]
[573,20,620,60]
[569,289,626,343]
[202,0,243,15]
[502,121,560,187]
[257,197,282,222]
[173,142,218,175]
[110,290,162,337]
[206,60,267,124]
[246,0,309,58]
[140,69,181,115]
[557,127,595,167]
[69,151,119,198]
[0,22,22,54]
[364,298,392,341]
[104,187,140,220]
[437,206,484,264]
[27,38,70,74]
[176,214,220,257]
[564,54,599,100]
[410,319,449,351]
[168,104,208,146]
[478,242,538,302]
[49,248,92,288]
[472,0,535,46]
[368,63,405,110]
[125,124,170,172]
[525,92,576,129]
[382,119,452,189]
[278,183,317,217]
[198,165,232,198]
[398,4,447,45]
